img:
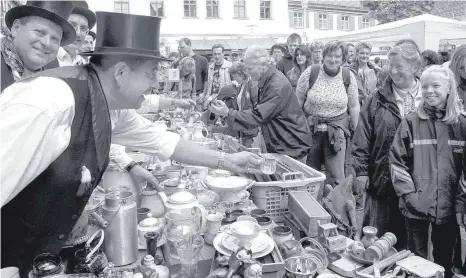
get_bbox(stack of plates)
[213,232,274,258]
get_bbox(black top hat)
[71,1,96,29]
[80,12,170,61]
[5,1,76,46]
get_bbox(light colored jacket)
[204,59,232,99]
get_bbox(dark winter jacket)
[276,55,294,77]
[389,110,466,224]
[226,66,312,159]
[352,77,402,199]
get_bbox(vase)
[361,226,378,249]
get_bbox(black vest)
[1,69,111,277]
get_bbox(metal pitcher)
[284,256,317,278]
[101,191,138,266]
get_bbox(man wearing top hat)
[80,30,95,62]
[0,1,76,92]
[57,1,95,66]
[0,11,261,276]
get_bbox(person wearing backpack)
[296,40,360,187]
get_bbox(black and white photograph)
[1,0,466,277]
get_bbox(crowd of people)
[165,32,466,278]
[2,1,466,278]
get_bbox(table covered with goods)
[12,109,446,278]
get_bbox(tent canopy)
[315,14,466,51]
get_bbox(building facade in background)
[287,1,376,43]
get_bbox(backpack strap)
[308,64,321,90]
[342,66,353,94]
[304,65,321,107]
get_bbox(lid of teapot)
[168,191,196,205]
[139,213,160,227]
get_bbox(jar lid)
[139,213,160,227]
[168,191,196,205]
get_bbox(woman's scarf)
[423,101,446,120]
[323,63,340,77]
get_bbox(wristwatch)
[125,161,138,172]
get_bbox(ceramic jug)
[192,124,208,139]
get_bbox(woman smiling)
[390,65,466,278]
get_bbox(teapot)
[137,213,165,249]
[160,191,207,234]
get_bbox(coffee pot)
[160,192,206,219]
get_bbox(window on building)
[362,17,370,28]
[260,0,271,19]
[206,0,219,18]
[293,11,304,28]
[184,0,197,18]
[234,0,247,19]
[341,15,349,31]
[318,14,328,29]
[114,0,129,14]
[150,0,164,17]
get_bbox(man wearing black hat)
[79,30,95,63]
[1,1,76,91]
[0,12,261,276]
[57,1,95,66]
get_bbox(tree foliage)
[1,1,24,36]
[362,0,435,24]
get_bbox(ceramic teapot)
[159,191,207,234]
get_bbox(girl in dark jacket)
[389,65,466,278]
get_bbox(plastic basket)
[250,154,326,222]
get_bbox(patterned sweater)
[296,65,358,118]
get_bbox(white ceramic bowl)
[204,176,253,202]
[229,221,261,246]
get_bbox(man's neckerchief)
[0,34,43,80]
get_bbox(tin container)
[101,191,138,266]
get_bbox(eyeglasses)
[70,22,89,35]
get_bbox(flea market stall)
[25,109,445,278]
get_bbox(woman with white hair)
[390,65,466,277]
[209,45,312,161]
[352,40,422,245]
